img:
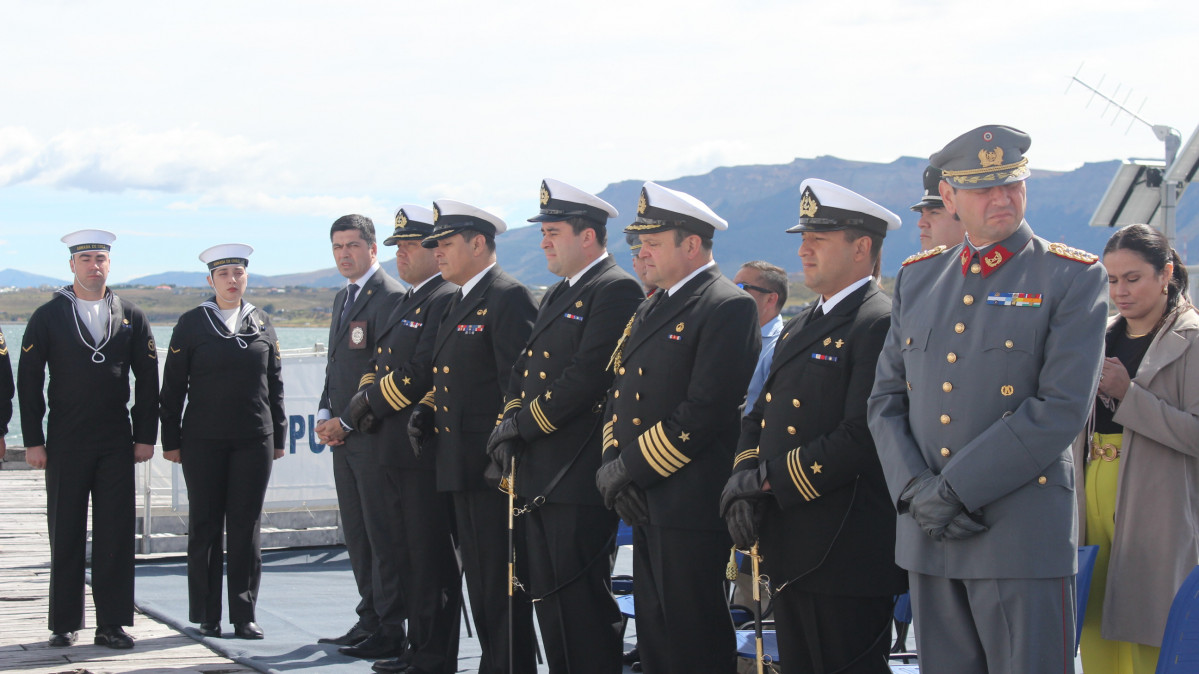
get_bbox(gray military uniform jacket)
[868,221,1107,579]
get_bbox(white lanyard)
[200,300,260,349]
[56,287,114,364]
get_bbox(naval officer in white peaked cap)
[597,181,760,674]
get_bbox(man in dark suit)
[596,182,760,674]
[343,206,462,674]
[314,214,407,656]
[409,199,538,674]
[0,326,11,461]
[486,180,644,673]
[721,179,909,673]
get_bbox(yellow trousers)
[1081,433,1160,674]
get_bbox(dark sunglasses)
[737,282,774,295]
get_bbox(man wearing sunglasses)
[733,262,787,417]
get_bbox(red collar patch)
[962,244,1013,277]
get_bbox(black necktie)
[546,281,568,306]
[642,291,665,320]
[403,288,414,303]
[339,283,359,330]
[808,304,824,325]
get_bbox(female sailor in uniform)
[160,244,285,640]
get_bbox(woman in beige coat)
[1074,224,1199,674]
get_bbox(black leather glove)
[596,458,635,510]
[407,405,435,458]
[346,390,379,434]
[903,469,971,541]
[613,482,650,526]
[486,418,521,478]
[719,465,769,549]
[943,510,988,540]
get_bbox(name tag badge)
[348,321,368,349]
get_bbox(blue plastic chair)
[1155,565,1199,673]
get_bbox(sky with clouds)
[1,0,1196,282]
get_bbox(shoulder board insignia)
[1048,242,1099,265]
[902,245,949,266]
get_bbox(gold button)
[433,366,438,373]
[1005,340,1014,349]
[613,440,619,447]
[388,348,392,354]
[635,393,640,401]
[443,386,448,392]
[521,391,526,398]
[946,352,957,364]
[954,322,965,334]
[633,418,642,426]
[941,447,951,457]
[765,393,772,403]
[444,426,450,433]
[614,390,620,399]
[963,294,974,305]
[527,349,533,357]
[761,420,766,428]
[539,372,546,380]
[434,428,439,434]
[940,414,951,425]
[524,369,529,377]
[1038,476,1048,485]
[612,414,618,422]
[787,426,797,435]
[377,347,382,354]
[543,351,550,358]
[792,399,801,408]
[906,381,912,390]
[942,382,953,393]
[971,263,981,274]
[638,368,644,375]
[442,406,448,412]
[1001,385,1014,396]
[443,366,450,373]
[384,365,390,371]
[906,337,912,345]
[619,367,626,375]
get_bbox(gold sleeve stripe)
[420,390,436,409]
[786,448,819,501]
[638,432,673,477]
[504,398,523,413]
[359,373,376,388]
[379,373,411,411]
[530,398,557,434]
[602,421,615,452]
[733,448,759,466]
[638,423,690,478]
[648,423,689,468]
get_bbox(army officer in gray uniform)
[868,125,1108,673]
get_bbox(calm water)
[1,324,330,447]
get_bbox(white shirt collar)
[409,272,441,294]
[460,263,496,298]
[568,252,608,286]
[667,259,716,297]
[817,276,873,315]
[348,262,380,287]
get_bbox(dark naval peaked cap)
[931,124,1031,189]
[910,165,945,212]
[786,178,901,237]
[384,204,436,245]
[624,181,728,239]
[527,179,619,225]
[422,199,509,248]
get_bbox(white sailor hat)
[61,229,116,254]
[624,181,728,239]
[786,179,901,237]
[422,199,509,248]
[384,205,436,245]
[528,179,619,225]
[199,243,254,270]
[909,166,945,212]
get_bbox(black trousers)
[452,489,536,674]
[46,445,135,632]
[332,443,406,635]
[524,502,622,674]
[391,469,460,673]
[181,435,273,624]
[772,589,894,674]
[631,524,737,674]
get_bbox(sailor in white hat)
[723,178,907,673]
[483,179,644,673]
[410,198,539,672]
[18,229,159,649]
[596,182,761,673]
[159,243,284,641]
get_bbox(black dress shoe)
[198,622,221,637]
[339,631,406,659]
[318,624,373,646]
[94,626,134,649]
[233,622,264,639]
[48,631,76,647]
[371,655,412,673]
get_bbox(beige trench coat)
[1073,307,1199,646]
